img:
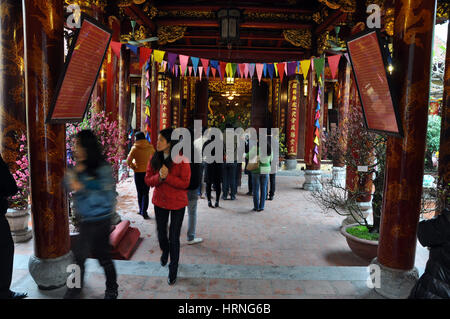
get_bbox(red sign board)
[47,16,111,123]
[346,30,402,137]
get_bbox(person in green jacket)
[246,138,273,212]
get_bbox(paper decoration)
[110,41,122,57]
[231,63,237,77]
[219,61,227,80]
[263,64,267,77]
[327,55,341,79]
[167,52,178,70]
[274,63,278,77]
[153,50,166,63]
[199,66,203,81]
[211,67,217,78]
[284,62,288,75]
[206,66,210,77]
[315,110,320,120]
[179,55,190,76]
[314,145,318,154]
[315,128,320,137]
[145,107,151,117]
[244,63,249,78]
[300,60,311,79]
[315,119,320,128]
[210,60,219,70]
[225,63,232,77]
[256,63,264,83]
[188,66,193,76]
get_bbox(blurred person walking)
[64,130,118,299]
[127,131,155,219]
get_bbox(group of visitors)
[0,125,449,299]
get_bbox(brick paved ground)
[11,171,429,299]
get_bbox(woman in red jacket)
[145,128,191,285]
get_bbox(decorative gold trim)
[317,31,330,55]
[437,1,449,21]
[283,29,312,49]
[208,79,252,96]
[157,10,215,19]
[157,25,187,45]
[65,0,107,9]
[121,25,153,43]
[318,0,356,13]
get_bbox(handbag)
[246,156,259,171]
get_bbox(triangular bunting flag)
[314,136,319,145]
[284,62,288,75]
[206,66,210,77]
[327,55,341,80]
[256,63,264,83]
[287,61,297,76]
[126,44,138,56]
[153,50,166,63]
[145,107,151,117]
[263,64,267,78]
[111,41,122,58]
[314,57,325,80]
[191,57,199,77]
[277,62,285,82]
[225,63,232,77]
[211,67,217,78]
[315,110,320,120]
[314,145,318,154]
[167,52,178,71]
[188,66,193,76]
[239,64,246,79]
[315,119,320,128]
[244,63,249,78]
[201,58,209,70]
[313,153,318,164]
[274,63,279,77]
[210,60,219,70]
[175,64,178,77]
[248,63,256,78]
[219,62,227,81]
[179,55,189,76]
[315,127,320,137]
[300,60,311,79]
[267,63,274,79]
[199,66,203,81]
[139,47,152,69]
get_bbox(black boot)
[168,265,178,285]
[208,200,213,208]
[215,201,219,207]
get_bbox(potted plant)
[6,132,32,243]
[278,132,287,166]
[310,110,387,261]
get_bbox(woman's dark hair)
[75,129,105,177]
[150,128,176,171]
[135,131,145,141]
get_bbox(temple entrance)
[207,78,253,130]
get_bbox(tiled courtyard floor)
[11,171,429,299]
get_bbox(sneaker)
[187,238,203,245]
[104,289,118,299]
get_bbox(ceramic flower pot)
[340,223,378,261]
[5,206,32,243]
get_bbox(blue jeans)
[187,189,198,241]
[252,173,269,210]
[222,162,237,198]
[197,162,206,196]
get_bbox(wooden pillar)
[372,0,436,299]
[438,22,450,211]
[272,79,280,129]
[106,16,120,121]
[304,58,316,168]
[336,60,351,167]
[0,0,26,166]
[279,78,288,133]
[150,60,158,147]
[118,46,130,155]
[23,0,72,289]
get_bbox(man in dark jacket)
[0,154,27,299]
[409,208,450,299]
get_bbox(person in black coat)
[0,154,27,299]
[203,135,223,208]
[408,208,450,299]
